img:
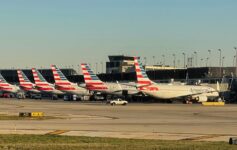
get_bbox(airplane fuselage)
[92,82,139,96]
[140,84,219,100]
[0,84,20,93]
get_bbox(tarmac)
[0,98,237,142]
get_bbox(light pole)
[200,58,203,67]
[222,56,225,76]
[172,54,176,68]
[234,47,237,77]
[208,50,211,67]
[162,55,165,66]
[100,62,103,73]
[222,56,225,67]
[194,51,198,67]
[218,49,222,77]
[144,57,147,65]
[206,57,209,67]
[182,52,186,68]
[233,55,236,67]
[152,56,155,65]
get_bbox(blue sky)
[0,0,237,71]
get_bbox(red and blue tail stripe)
[51,65,72,86]
[0,73,7,84]
[0,73,13,91]
[51,65,76,92]
[81,63,108,90]
[32,68,54,91]
[134,57,153,85]
[134,57,158,91]
[17,70,34,91]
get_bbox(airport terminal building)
[0,55,235,87]
[0,66,235,84]
[0,55,236,102]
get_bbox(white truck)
[109,98,128,106]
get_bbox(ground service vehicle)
[109,98,128,106]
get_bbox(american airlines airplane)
[51,65,90,96]
[32,68,64,95]
[81,63,139,96]
[17,70,40,93]
[0,73,20,94]
[134,57,219,103]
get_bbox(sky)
[0,0,237,71]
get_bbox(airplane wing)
[119,82,152,88]
[174,89,217,99]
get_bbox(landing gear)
[17,92,26,99]
[51,94,58,100]
[183,97,193,104]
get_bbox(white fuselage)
[0,84,20,94]
[140,84,219,100]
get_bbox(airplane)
[51,65,90,96]
[133,57,219,103]
[81,63,139,97]
[0,73,20,94]
[17,70,40,93]
[32,68,64,95]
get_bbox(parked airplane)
[134,57,219,103]
[51,65,90,96]
[17,70,40,93]
[81,63,139,97]
[32,68,64,95]
[0,73,20,94]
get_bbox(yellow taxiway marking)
[46,130,69,135]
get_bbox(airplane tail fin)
[51,65,71,86]
[0,73,12,89]
[81,63,107,90]
[134,57,153,86]
[17,70,33,88]
[0,73,7,83]
[32,68,48,85]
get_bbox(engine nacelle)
[192,95,208,102]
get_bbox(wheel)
[111,103,116,106]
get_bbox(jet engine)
[192,95,208,102]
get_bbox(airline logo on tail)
[51,65,75,91]
[32,68,48,85]
[17,70,34,91]
[0,73,7,84]
[134,57,158,91]
[51,65,71,85]
[32,68,54,91]
[0,73,13,91]
[81,63,108,91]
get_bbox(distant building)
[145,65,182,71]
[106,55,136,73]
[106,55,183,73]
